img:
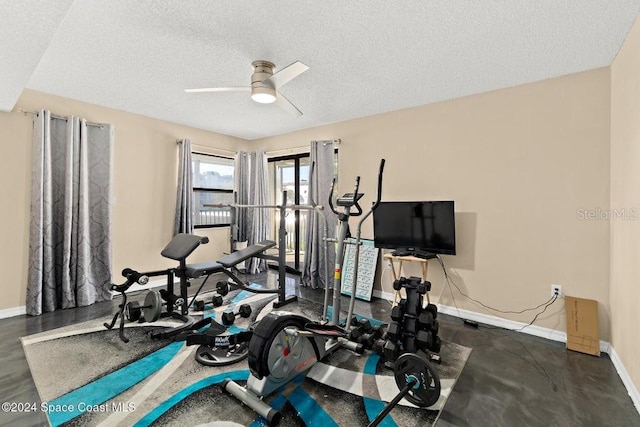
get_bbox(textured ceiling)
[2,1,640,140]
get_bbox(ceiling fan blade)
[275,91,303,117]
[265,61,309,88]
[184,87,250,93]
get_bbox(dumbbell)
[125,301,143,321]
[425,303,438,319]
[221,304,252,326]
[387,322,401,342]
[430,335,442,353]
[127,288,191,322]
[416,281,431,294]
[391,305,404,322]
[431,319,439,335]
[358,325,385,349]
[348,318,372,342]
[372,338,386,355]
[216,281,230,296]
[193,281,230,311]
[417,311,435,330]
[383,340,399,361]
[125,290,163,322]
[416,330,433,350]
[194,294,224,311]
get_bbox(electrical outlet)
[551,284,562,298]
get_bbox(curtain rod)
[16,108,106,128]
[177,140,237,155]
[265,139,341,156]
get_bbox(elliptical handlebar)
[328,176,364,217]
[352,202,363,217]
[328,178,338,215]
[372,159,385,211]
[344,158,386,330]
[352,176,362,213]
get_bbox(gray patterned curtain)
[234,150,271,274]
[174,139,193,235]
[26,111,114,316]
[302,140,337,289]
[234,151,250,245]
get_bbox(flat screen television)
[373,201,456,255]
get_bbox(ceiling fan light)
[251,86,276,104]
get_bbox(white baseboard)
[609,346,640,412]
[372,289,610,353]
[435,303,611,354]
[372,289,640,413]
[372,289,394,301]
[0,305,26,319]
[0,278,169,319]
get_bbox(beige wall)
[257,69,612,338]
[0,70,613,343]
[0,89,246,311]
[611,15,640,393]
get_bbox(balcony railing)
[196,209,231,226]
[196,209,308,254]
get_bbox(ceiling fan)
[185,60,309,117]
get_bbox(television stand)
[383,252,434,308]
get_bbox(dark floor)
[1,271,638,427]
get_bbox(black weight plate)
[143,290,162,322]
[394,353,441,407]
[125,301,142,322]
[195,344,248,367]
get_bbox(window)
[192,153,234,228]
[268,149,338,271]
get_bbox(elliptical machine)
[222,160,385,424]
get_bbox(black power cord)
[473,325,559,391]
[434,256,561,390]
[435,255,558,315]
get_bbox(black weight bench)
[109,236,293,343]
[185,262,224,278]
[184,240,284,303]
[107,233,209,342]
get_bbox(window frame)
[192,152,235,229]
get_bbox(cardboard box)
[565,296,600,357]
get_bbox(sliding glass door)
[270,154,310,272]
